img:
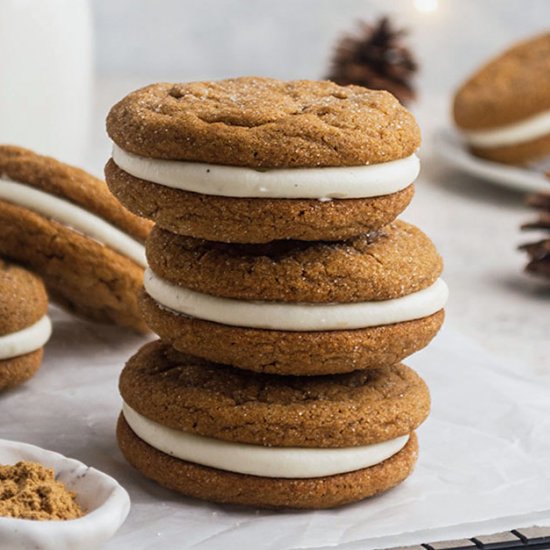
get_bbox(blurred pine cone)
[520,191,550,279]
[326,16,418,104]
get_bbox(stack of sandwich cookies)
[0,146,152,332]
[454,33,550,166]
[117,340,429,509]
[0,260,51,390]
[106,77,448,508]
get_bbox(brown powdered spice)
[0,461,83,520]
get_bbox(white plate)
[434,127,550,194]
[0,438,130,550]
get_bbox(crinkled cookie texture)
[117,415,419,509]
[0,146,152,332]
[0,260,48,336]
[140,293,444,376]
[454,33,550,130]
[0,260,48,390]
[146,220,442,303]
[0,350,44,392]
[105,160,415,243]
[107,78,421,168]
[119,341,430,448]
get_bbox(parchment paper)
[1,307,549,549]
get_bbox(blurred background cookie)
[453,33,550,166]
[0,146,152,332]
[0,260,51,390]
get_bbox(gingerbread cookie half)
[106,77,420,243]
[141,221,447,375]
[0,260,51,390]
[0,146,152,332]
[454,33,550,165]
[117,340,429,509]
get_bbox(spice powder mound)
[0,461,84,520]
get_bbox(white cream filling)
[0,179,146,267]
[122,402,409,479]
[144,269,448,331]
[112,144,420,200]
[0,315,52,361]
[463,109,550,148]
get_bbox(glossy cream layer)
[0,179,146,266]
[463,109,550,148]
[144,269,448,331]
[0,316,52,360]
[122,403,409,479]
[112,144,420,200]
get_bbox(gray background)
[93,0,550,94]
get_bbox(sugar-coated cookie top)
[107,77,421,168]
[454,33,550,130]
[0,145,151,242]
[146,220,442,303]
[0,260,48,335]
[119,340,430,448]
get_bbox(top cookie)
[107,77,420,168]
[454,33,550,130]
[0,260,48,336]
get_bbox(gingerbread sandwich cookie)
[0,146,152,332]
[106,77,421,243]
[141,220,447,375]
[117,340,429,509]
[454,33,550,165]
[0,260,51,390]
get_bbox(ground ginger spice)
[0,461,83,520]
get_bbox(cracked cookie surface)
[0,202,148,332]
[119,340,430,447]
[107,78,421,168]
[146,220,442,302]
[0,259,48,335]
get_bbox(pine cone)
[520,187,550,279]
[326,16,418,104]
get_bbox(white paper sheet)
[1,307,549,549]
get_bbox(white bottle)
[0,0,93,164]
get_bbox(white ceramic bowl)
[435,127,550,194]
[0,438,130,550]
